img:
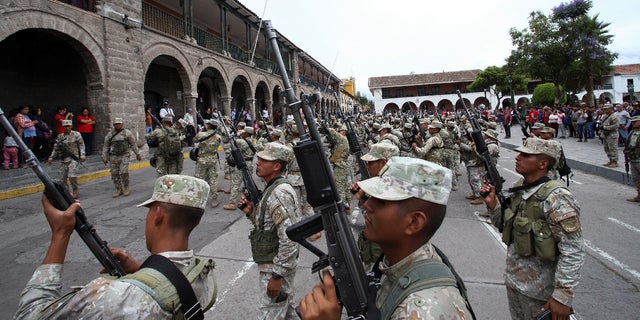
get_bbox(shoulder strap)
[139,255,204,320]
[258,177,287,229]
[196,131,217,143]
[109,129,124,145]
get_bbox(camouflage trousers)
[443,149,458,190]
[603,135,618,162]
[506,285,547,320]
[332,163,351,207]
[293,184,314,217]
[58,160,80,191]
[155,155,183,176]
[258,265,299,320]
[229,163,252,204]
[631,161,640,193]
[195,157,219,201]
[109,154,130,188]
[467,165,484,197]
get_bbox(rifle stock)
[0,108,125,277]
[263,21,371,318]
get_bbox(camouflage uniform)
[459,139,484,199]
[228,133,254,206]
[413,131,444,165]
[328,128,351,206]
[49,130,85,195]
[440,129,459,190]
[15,175,216,319]
[286,137,314,218]
[145,126,183,175]
[379,132,400,149]
[601,105,619,164]
[249,143,302,319]
[625,117,640,200]
[376,242,471,319]
[194,127,222,206]
[446,121,462,177]
[489,139,585,319]
[102,126,140,195]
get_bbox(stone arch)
[517,97,530,107]
[255,80,270,119]
[599,92,614,104]
[230,74,252,117]
[401,101,417,112]
[438,99,455,112]
[473,97,491,108]
[143,42,194,99]
[419,100,435,112]
[383,103,399,114]
[197,66,228,115]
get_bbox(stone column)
[221,96,233,116]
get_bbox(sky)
[239,0,640,98]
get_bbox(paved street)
[1,128,639,319]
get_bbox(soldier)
[238,142,302,320]
[530,122,546,138]
[145,116,183,175]
[257,127,282,151]
[376,123,400,148]
[399,123,415,156]
[15,175,216,318]
[47,119,85,198]
[353,141,399,270]
[459,126,485,205]
[624,116,640,202]
[329,125,352,212]
[440,122,459,191]
[539,127,569,181]
[300,157,472,320]
[481,138,585,320]
[223,127,255,210]
[102,118,141,197]
[600,103,620,167]
[194,119,223,208]
[483,129,500,167]
[411,120,445,166]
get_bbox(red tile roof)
[368,69,481,89]
[613,64,640,75]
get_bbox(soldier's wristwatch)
[271,272,283,280]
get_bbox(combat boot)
[470,197,484,205]
[122,186,130,196]
[211,200,219,208]
[112,188,122,198]
[607,161,619,168]
[602,161,611,166]
[223,203,236,210]
[626,194,640,202]
[121,174,130,196]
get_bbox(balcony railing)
[142,2,184,39]
[192,26,223,53]
[54,0,96,12]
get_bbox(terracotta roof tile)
[368,69,481,88]
[613,64,640,75]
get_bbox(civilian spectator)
[30,107,53,161]
[145,107,154,133]
[576,107,588,142]
[503,106,512,138]
[159,101,175,119]
[548,109,559,137]
[76,107,96,155]
[54,106,73,136]
[616,103,631,147]
[3,133,19,169]
[13,105,38,166]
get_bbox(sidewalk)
[499,123,629,184]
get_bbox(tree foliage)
[508,0,616,106]
[532,82,566,106]
[467,66,528,109]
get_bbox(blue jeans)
[577,123,587,140]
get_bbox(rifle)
[0,108,126,277]
[434,106,444,123]
[264,21,372,319]
[255,108,272,139]
[511,110,529,141]
[146,109,162,128]
[217,111,261,209]
[413,115,427,141]
[624,154,631,185]
[319,119,336,149]
[55,142,88,169]
[334,93,369,180]
[456,90,507,230]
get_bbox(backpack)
[161,128,182,158]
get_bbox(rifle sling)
[139,254,204,320]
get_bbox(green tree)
[532,82,566,106]
[468,65,528,109]
[508,0,616,106]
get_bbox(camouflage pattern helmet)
[379,123,393,131]
[256,142,292,162]
[62,120,72,126]
[243,127,254,135]
[403,123,413,130]
[237,122,246,128]
[357,157,452,205]
[516,138,561,162]
[630,115,640,122]
[137,174,210,210]
[113,118,123,124]
[428,121,443,129]
[361,142,400,162]
[484,129,499,141]
[532,122,546,130]
[540,126,556,135]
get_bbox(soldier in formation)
[224,127,255,210]
[194,119,223,208]
[625,116,640,203]
[600,103,620,167]
[101,117,141,197]
[145,116,184,176]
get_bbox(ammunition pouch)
[501,208,515,245]
[513,216,534,257]
[111,140,128,155]
[531,220,556,261]
[249,228,279,264]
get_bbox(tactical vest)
[35,256,216,320]
[376,259,457,320]
[109,130,129,155]
[197,131,220,155]
[58,133,80,158]
[249,177,288,263]
[624,130,640,160]
[502,180,565,261]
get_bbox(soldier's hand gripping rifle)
[413,115,427,142]
[456,90,507,229]
[263,21,372,319]
[218,112,261,209]
[0,107,126,277]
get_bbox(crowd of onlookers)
[2,105,96,169]
[488,100,640,146]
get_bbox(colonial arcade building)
[0,0,342,151]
